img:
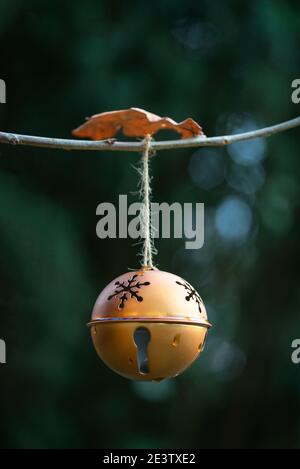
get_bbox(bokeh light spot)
[189,149,225,190]
[215,197,252,242]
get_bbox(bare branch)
[0,116,299,153]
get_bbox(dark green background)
[0,0,300,449]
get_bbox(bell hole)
[133,327,151,374]
[199,332,207,352]
[128,358,134,366]
[172,334,181,347]
[92,326,97,335]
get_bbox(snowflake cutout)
[108,274,151,310]
[176,279,203,313]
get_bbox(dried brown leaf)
[72,107,204,140]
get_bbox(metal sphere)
[88,267,211,381]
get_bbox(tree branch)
[0,116,299,153]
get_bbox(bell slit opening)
[133,327,151,374]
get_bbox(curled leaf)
[72,107,204,140]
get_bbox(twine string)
[139,135,156,268]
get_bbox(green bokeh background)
[0,0,300,449]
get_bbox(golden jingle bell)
[88,268,211,381]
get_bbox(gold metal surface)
[88,268,211,380]
[91,322,208,381]
[91,269,211,326]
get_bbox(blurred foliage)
[0,0,300,449]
